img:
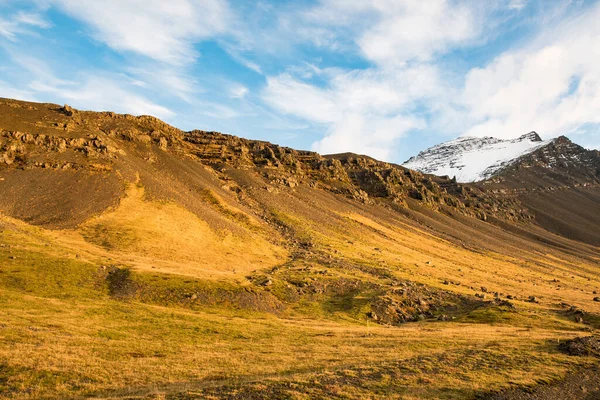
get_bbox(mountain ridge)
[403,131,560,182]
[0,98,536,227]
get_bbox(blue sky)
[1,0,599,163]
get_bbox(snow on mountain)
[402,132,552,182]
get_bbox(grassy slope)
[78,182,287,279]
[1,98,599,399]
[1,184,599,399]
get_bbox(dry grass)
[73,183,288,279]
[307,210,600,313]
[0,287,592,400]
[0,181,599,399]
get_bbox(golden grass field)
[1,178,599,399]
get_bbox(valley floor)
[1,186,599,399]
[0,275,596,400]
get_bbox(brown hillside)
[1,97,600,399]
[0,98,534,229]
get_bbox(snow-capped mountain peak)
[402,132,551,182]
[517,131,543,142]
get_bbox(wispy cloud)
[508,0,528,10]
[228,83,249,99]
[298,0,481,66]
[0,79,37,101]
[53,0,232,65]
[29,76,175,119]
[126,66,201,103]
[1,47,175,120]
[0,11,50,40]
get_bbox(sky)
[0,0,599,163]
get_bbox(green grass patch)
[0,246,104,299]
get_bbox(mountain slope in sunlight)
[0,98,599,400]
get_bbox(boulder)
[559,336,600,357]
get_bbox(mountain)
[403,131,600,246]
[402,131,552,182]
[0,100,536,227]
[483,135,600,187]
[478,135,600,246]
[1,98,600,400]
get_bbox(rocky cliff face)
[182,130,531,221]
[0,103,182,171]
[0,98,532,225]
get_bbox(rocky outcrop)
[559,336,600,357]
[0,100,533,223]
[0,129,116,170]
[368,281,479,325]
[181,130,532,221]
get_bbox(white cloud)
[302,0,479,66]
[0,20,15,39]
[262,65,439,160]
[220,44,264,74]
[356,1,475,66]
[456,1,600,140]
[4,49,74,87]
[2,48,175,120]
[508,0,528,10]
[312,114,424,160]
[0,11,50,40]
[192,101,243,119]
[126,66,200,103]
[263,74,339,124]
[228,84,249,99]
[53,0,232,65]
[0,79,37,101]
[14,11,51,28]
